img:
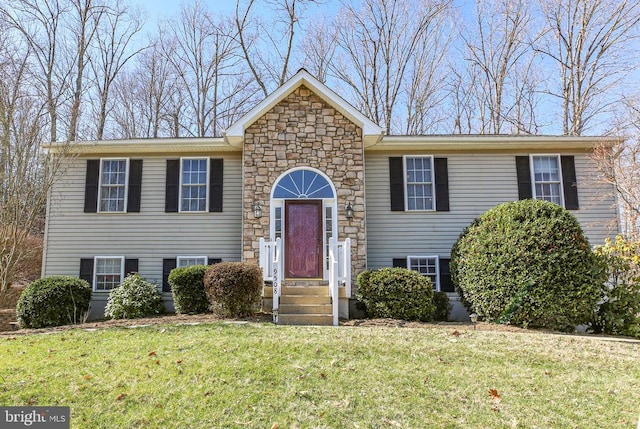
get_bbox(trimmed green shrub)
[432,291,451,322]
[451,199,606,331]
[169,265,209,314]
[204,262,262,317]
[16,276,91,329]
[591,236,640,338]
[104,274,164,319]
[355,268,435,322]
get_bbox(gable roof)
[223,69,385,147]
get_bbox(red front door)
[285,200,323,278]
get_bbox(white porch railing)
[334,237,352,297]
[327,237,351,326]
[258,236,351,326]
[259,237,282,324]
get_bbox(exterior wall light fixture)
[345,202,354,220]
[252,202,262,219]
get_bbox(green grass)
[1,322,639,428]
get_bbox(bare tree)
[447,63,477,135]
[110,39,177,139]
[461,0,540,134]
[235,0,320,96]
[594,99,640,239]
[331,0,453,133]
[402,7,452,134]
[0,40,70,298]
[162,1,254,137]
[300,16,337,83]
[0,0,71,142]
[537,0,640,136]
[87,0,144,140]
[67,0,106,142]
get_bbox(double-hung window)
[177,256,208,267]
[531,155,563,206]
[98,159,128,212]
[405,156,434,211]
[180,158,208,212]
[94,256,124,291]
[408,255,440,291]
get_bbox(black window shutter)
[392,258,407,268]
[209,158,223,212]
[439,258,454,292]
[84,160,99,213]
[165,160,179,213]
[162,258,177,292]
[79,258,94,285]
[124,258,139,276]
[389,157,405,211]
[209,258,222,265]
[561,155,579,210]
[434,158,450,212]
[515,156,532,200]
[127,160,143,213]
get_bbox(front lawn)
[1,321,638,428]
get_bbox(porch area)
[259,237,351,326]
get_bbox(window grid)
[177,256,208,267]
[274,207,282,240]
[532,155,562,206]
[99,159,127,212]
[95,257,124,291]
[325,206,333,270]
[408,256,439,291]
[405,156,434,211]
[181,158,208,212]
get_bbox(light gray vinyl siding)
[364,152,618,271]
[43,154,242,287]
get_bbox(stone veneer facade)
[242,85,366,293]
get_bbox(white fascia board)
[366,135,622,151]
[43,137,236,155]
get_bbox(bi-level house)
[42,69,619,325]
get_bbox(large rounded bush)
[204,262,262,317]
[104,274,164,319]
[169,264,209,314]
[16,276,92,328]
[450,199,606,330]
[355,268,435,322]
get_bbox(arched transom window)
[273,169,334,199]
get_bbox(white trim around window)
[530,154,565,207]
[407,255,440,291]
[403,155,435,211]
[179,157,209,212]
[97,158,129,213]
[93,256,125,291]
[177,256,209,267]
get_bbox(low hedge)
[355,268,435,322]
[104,274,164,319]
[169,265,209,314]
[16,276,92,329]
[204,262,262,317]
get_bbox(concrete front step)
[278,313,334,326]
[280,295,331,305]
[263,280,345,325]
[279,303,332,314]
[281,285,329,296]
[263,283,349,299]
